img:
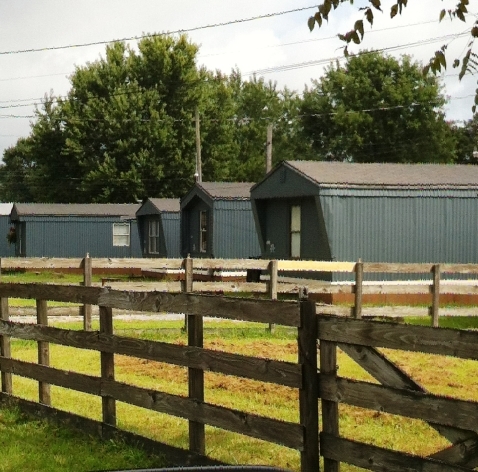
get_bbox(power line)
[246,30,471,76]
[0,95,466,123]
[0,72,69,83]
[0,5,318,56]
[0,18,446,86]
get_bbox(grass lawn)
[0,406,167,472]
[2,271,478,470]
[2,318,478,472]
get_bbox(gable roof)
[136,198,180,217]
[11,203,140,219]
[283,161,478,189]
[147,198,180,212]
[196,182,254,199]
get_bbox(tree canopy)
[300,51,456,163]
[452,115,478,163]
[0,35,305,203]
[1,32,471,204]
[308,0,478,110]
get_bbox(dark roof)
[197,182,254,199]
[285,161,478,188]
[12,203,140,218]
[145,198,180,212]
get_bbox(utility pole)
[266,124,273,174]
[195,107,202,182]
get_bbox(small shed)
[251,161,478,279]
[180,182,261,259]
[136,198,181,258]
[10,203,141,258]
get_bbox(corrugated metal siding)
[20,216,142,258]
[213,200,261,259]
[320,191,478,281]
[0,215,15,257]
[162,212,181,258]
[181,198,211,258]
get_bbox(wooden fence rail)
[3,256,478,325]
[0,281,478,470]
[0,283,315,470]
[317,313,478,471]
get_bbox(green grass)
[0,406,167,472]
[4,318,478,472]
[0,271,143,308]
[405,315,478,329]
[2,270,478,470]
[0,271,84,284]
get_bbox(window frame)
[290,205,301,259]
[199,210,208,253]
[148,219,160,254]
[112,222,131,247]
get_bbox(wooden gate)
[317,315,478,471]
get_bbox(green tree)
[300,51,456,163]
[226,72,313,182]
[308,0,478,109]
[0,137,35,203]
[0,95,81,203]
[196,70,240,182]
[451,115,478,163]
[62,36,202,202]
[0,36,309,201]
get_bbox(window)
[148,220,160,254]
[16,223,26,257]
[113,223,130,247]
[199,210,208,253]
[290,205,301,259]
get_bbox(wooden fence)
[3,256,478,326]
[0,281,478,470]
[317,314,478,471]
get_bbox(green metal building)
[181,182,261,259]
[251,161,478,280]
[10,203,142,258]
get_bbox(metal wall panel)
[0,215,16,257]
[162,212,181,258]
[320,190,478,281]
[213,200,261,259]
[181,198,211,258]
[20,216,142,258]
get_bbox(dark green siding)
[138,213,180,258]
[213,201,260,259]
[16,216,141,258]
[182,197,211,258]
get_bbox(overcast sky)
[0,0,477,158]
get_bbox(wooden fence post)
[182,256,193,332]
[298,288,319,472]
[100,306,116,427]
[431,264,440,328]
[268,260,278,333]
[354,259,363,319]
[268,259,278,299]
[37,299,51,405]
[82,253,92,331]
[0,297,12,394]
[320,339,339,472]
[187,309,205,455]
